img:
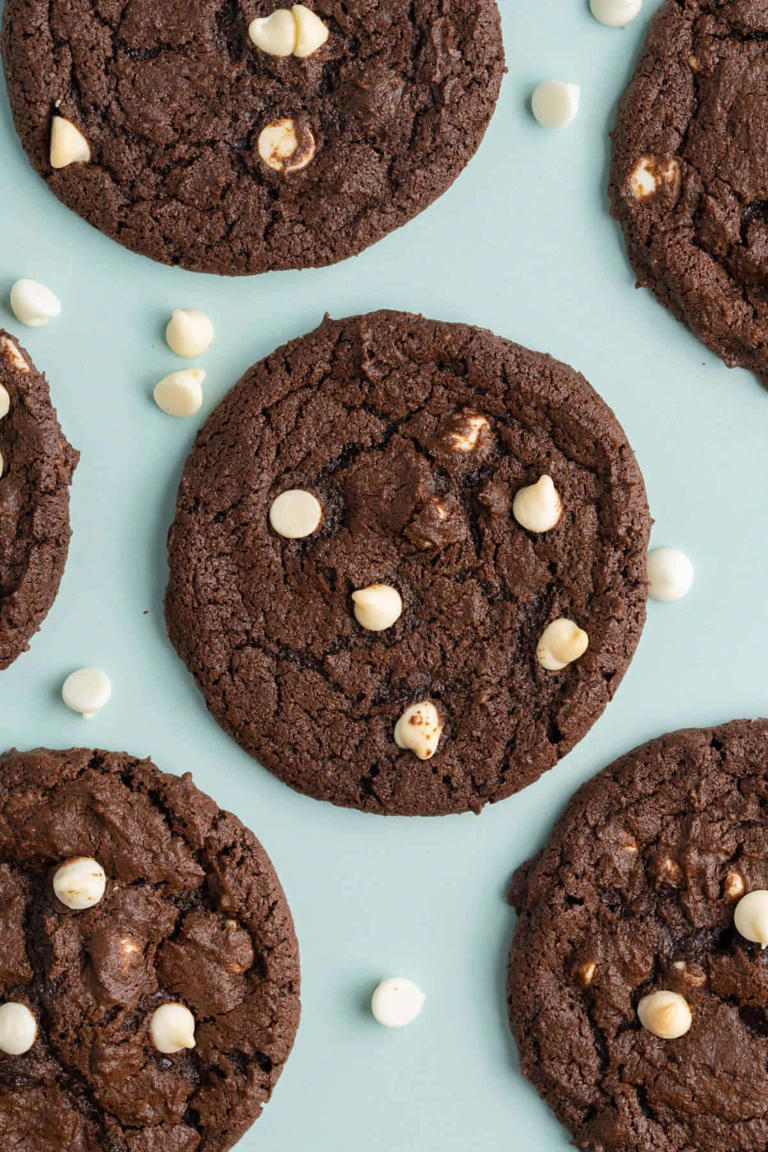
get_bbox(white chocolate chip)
[577,961,597,986]
[10,279,61,328]
[0,336,29,372]
[394,701,443,761]
[0,386,9,420]
[447,413,489,452]
[53,857,107,911]
[724,871,746,901]
[50,115,91,169]
[371,978,425,1028]
[292,4,329,57]
[0,450,4,480]
[637,990,692,1039]
[630,156,680,200]
[165,310,214,358]
[249,8,296,55]
[536,618,589,671]
[153,370,205,419]
[351,584,403,631]
[150,1003,196,1054]
[589,0,642,27]
[512,474,563,533]
[531,82,581,130]
[0,1003,37,1055]
[646,548,694,602]
[61,668,112,719]
[269,489,322,538]
[734,889,768,947]
[258,119,316,173]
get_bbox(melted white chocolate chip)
[258,119,316,173]
[630,156,680,200]
[394,701,442,760]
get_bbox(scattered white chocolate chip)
[153,370,205,419]
[249,8,296,55]
[0,450,4,480]
[724,871,746,901]
[646,548,693,602]
[0,1003,37,1055]
[258,119,315,173]
[630,156,680,200]
[0,336,28,372]
[10,279,61,328]
[394,701,442,761]
[734,890,768,947]
[150,1003,196,1054]
[50,115,91,169]
[53,857,107,911]
[165,309,214,358]
[589,0,642,27]
[531,82,581,130]
[536,618,589,671]
[637,990,692,1039]
[371,978,425,1028]
[61,668,112,719]
[351,584,403,632]
[292,4,329,57]
[577,961,597,986]
[0,385,9,420]
[269,489,322,539]
[512,475,563,533]
[447,413,489,452]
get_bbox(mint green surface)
[0,2,763,1148]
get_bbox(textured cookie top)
[610,0,768,388]
[508,720,768,1152]
[0,331,77,671]
[0,747,300,1152]
[1,0,504,275]
[165,310,650,816]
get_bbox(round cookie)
[508,720,768,1152]
[1,0,504,276]
[610,0,768,389]
[165,310,650,816]
[0,746,300,1151]
[0,331,78,671]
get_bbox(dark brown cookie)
[165,310,650,817]
[0,331,78,671]
[507,720,768,1152]
[610,0,768,389]
[0,746,300,1152]
[1,0,504,276]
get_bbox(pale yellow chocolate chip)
[351,584,403,631]
[292,5,329,57]
[394,701,443,761]
[637,990,692,1039]
[734,889,768,947]
[512,475,562,533]
[536,618,589,671]
[53,857,106,910]
[149,1003,196,1054]
[258,119,315,173]
[50,115,91,169]
[269,489,322,538]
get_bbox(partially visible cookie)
[1,0,504,275]
[610,0,768,388]
[165,310,650,816]
[0,747,301,1151]
[508,720,768,1152]
[0,331,78,670]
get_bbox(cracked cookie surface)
[508,720,768,1152]
[0,747,300,1152]
[610,0,768,389]
[0,331,78,671]
[1,0,504,275]
[165,310,650,816]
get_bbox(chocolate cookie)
[165,310,650,816]
[507,720,768,1152]
[0,331,78,671]
[0,746,300,1151]
[610,0,768,389]
[1,0,504,276]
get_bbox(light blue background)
[0,1,762,1148]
